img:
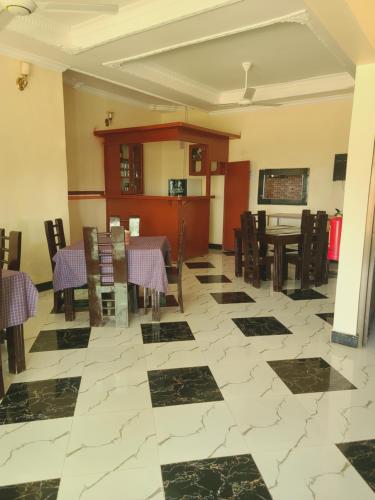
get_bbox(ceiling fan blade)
[242,87,256,100]
[40,2,119,14]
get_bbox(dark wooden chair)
[109,215,141,236]
[241,212,273,288]
[44,218,67,312]
[83,226,129,327]
[0,268,5,398]
[287,212,328,288]
[0,229,22,271]
[165,219,185,313]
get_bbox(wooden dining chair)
[44,218,67,312]
[109,215,141,236]
[83,226,129,327]
[287,212,327,288]
[0,268,5,398]
[0,229,22,271]
[241,212,273,288]
[165,219,185,313]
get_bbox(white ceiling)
[0,0,355,112]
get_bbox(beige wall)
[63,85,163,191]
[334,63,375,339]
[0,53,69,283]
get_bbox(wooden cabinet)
[104,143,143,196]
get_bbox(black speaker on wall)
[333,153,347,181]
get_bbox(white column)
[333,63,375,343]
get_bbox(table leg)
[151,289,161,321]
[7,324,26,373]
[53,291,64,313]
[64,288,75,321]
[234,230,243,277]
[273,241,285,292]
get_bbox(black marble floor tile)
[162,454,272,500]
[316,312,334,325]
[196,275,231,284]
[148,366,223,407]
[141,321,194,344]
[337,439,375,493]
[233,316,292,337]
[0,377,81,425]
[0,479,60,500]
[51,298,88,314]
[186,261,215,269]
[282,288,328,300]
[268,357,356,394]
[30,327,91,352]
[138,295,179,308]
[211,292,255,304]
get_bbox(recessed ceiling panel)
[139,22,344,91]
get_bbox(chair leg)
[53,291,64,313]
[252,266,261,288]
[144,288,149,314]
[6,324,26,374]
[177,281,184,313]
[64,288,75,321]
[151,290,161,321]
[0,348,5,398]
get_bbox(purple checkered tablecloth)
[0,270,38,329]
[53,236,171,294]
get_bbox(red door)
[222,161,250,250]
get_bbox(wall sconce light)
[105,111,114,127]
[16,61,30,91]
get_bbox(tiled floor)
[1,251,375,499]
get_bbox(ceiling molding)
[209,92,353,115]
[219,72,355,105]
[0,43,69,72]
[118,62,219,103]
[63,79,154,110]
[104,9,309,67]
[66,0,244,54]
[68,67,191,108]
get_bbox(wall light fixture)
[16,61,30,91]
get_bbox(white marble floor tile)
[144,341,205,370]
[226,394,326,453]
[64,409,158,476]
[253,444,375,500]
[0,418,72,486]
[58,466,164,500]
[15,349,87,383]
[88,326,143,349]
[154,401,248,464]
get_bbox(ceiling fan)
[222,62,281,107]
[0,0,119,17]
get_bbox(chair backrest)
[177,219,185,274]
[0,229,22,271]
[44,218,66,271]
[83,226,128,327]
[108,215,140,237]
[241,212,260,263]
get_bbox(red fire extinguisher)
[328,209,343,261]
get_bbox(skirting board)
[36,281,53,292]
[331,330,359,348]
[209,243,223,250]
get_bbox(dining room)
[1,1,375,499]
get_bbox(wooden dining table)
[234,225,302,291]
[0,270,38,375]
[52,235,171,322]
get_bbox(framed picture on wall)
[258,168,309,205]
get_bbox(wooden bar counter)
[106,195,210,260]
